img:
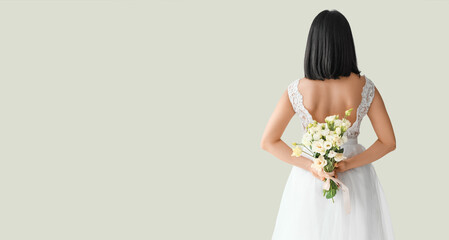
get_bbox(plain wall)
[0,0,447,239]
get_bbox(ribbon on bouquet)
[318,170,351,214]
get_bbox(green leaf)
[325,188,335,199]
[330,179,338,189]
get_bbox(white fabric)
[272,76,395,240]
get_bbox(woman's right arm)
[260,90,316,173]
[336,86,396,172]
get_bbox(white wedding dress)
[271,76,395,240]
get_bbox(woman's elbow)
[260,139,270,151]
[260,138,276,151]
[379,138,396,152]
[386,141,396,152]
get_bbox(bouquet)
[291,108,354,213]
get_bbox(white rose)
[309,126,318,134]
[317,155,327,168]
[323,141,332,150]
[311,155,327,171]
[334,119,343,127]
[312,139,326,154]
[335,152,346,162]
[326,134,335,143]
[321,128,330,137]
[311,140,320,152]
[332,135,340,146]
[335,127,342,135]
[336,138,344,147]
[325,115,336,123]
[313,132,322,141]
[318,147,326,155]
[343,119,351,128]
[302,134,312,146]
[328,150,337,158]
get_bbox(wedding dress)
[271,75,395,240]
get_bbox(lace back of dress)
[287,79,313,130]
[345,77,375,138]
[287,76,376,138]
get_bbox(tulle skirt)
[271,138,395,240]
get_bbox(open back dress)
[271,75,395,240]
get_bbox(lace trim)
[287,79,313,130]
[287,76,376,137]
[345,77,375,138]
[287,79,300,113]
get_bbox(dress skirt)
[271,138,395,240]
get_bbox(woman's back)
[298,72,366,125]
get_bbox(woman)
[260,10,396,240]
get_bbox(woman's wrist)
[305,162,312,172]
[343,158,355,171]
[300,158,313,172]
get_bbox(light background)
[0,0,447,239]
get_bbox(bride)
[260,10,396,240]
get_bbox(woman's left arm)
[336,86,396,172]
[260,90,314,171]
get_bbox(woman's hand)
[308,164,326,181]
[335,160,351,173]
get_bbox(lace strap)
[358,77,376,119]
[287,79,301,113]
[287,79,313,129]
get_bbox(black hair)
[304,10,361,80]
